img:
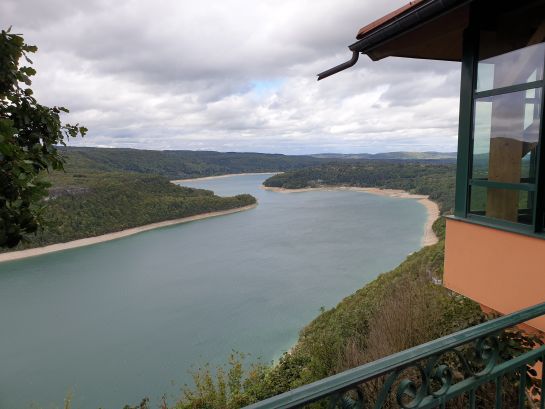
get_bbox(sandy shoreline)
[171,172,278,184]
[0,204,257,263]
[263,186,440,247]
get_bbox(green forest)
[7,169,256,251]
[58,147,456,180]
[263,161,456,213]
[59,147,324,179]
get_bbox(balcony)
[244,302,545,409]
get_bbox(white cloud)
[1,0,461,154]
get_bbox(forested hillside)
[263,161,456,212]
[58,147,456,180]
[6,171,256,251]
[59,147,323,179]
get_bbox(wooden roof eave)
[318,0,472,80]
[349,0,472,60]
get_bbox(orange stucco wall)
[444,218,545,332]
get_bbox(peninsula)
[0,204,256,263]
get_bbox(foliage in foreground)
[0,29,86,248]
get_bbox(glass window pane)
[469,185,487,214]
[469,186,533,225]
[472,88,541,183]
[477,42,545,91]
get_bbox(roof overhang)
[318,0,473,80]
[350,0,471,61]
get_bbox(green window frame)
[454,10,545,236]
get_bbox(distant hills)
[58,147,457,180]
[310,152,457,160]
[58,147,323,179]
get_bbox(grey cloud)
[1,0,461,154]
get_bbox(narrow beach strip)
[263,186,440,247]
[171,172,278,184]
[0,204,257,263]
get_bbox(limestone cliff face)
[46,186,91,200]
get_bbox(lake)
[0,174,427,409]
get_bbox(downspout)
[317,51,359,81]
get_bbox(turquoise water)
[0,174,427,409]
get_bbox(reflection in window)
[477,42,545,91]
[469,186,533,225]
[471,88,540,223]
[472,89,541,183]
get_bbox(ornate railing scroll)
[244,302,545,409]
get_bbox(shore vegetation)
[263,161,456,213]
[3,171,256,252]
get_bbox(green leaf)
[0,30,85,248]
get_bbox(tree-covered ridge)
[7,171,256,250]
[59,147,457,181]
[311,152,456,160]
[59,146,324,179]
[263,161,456,213]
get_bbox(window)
[466,7,545,230]
[476,43,545,92]
[469,88,541,224]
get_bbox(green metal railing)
[245,302,545,409]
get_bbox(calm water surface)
[0,174,427,409]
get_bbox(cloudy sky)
[2,0,461,154]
